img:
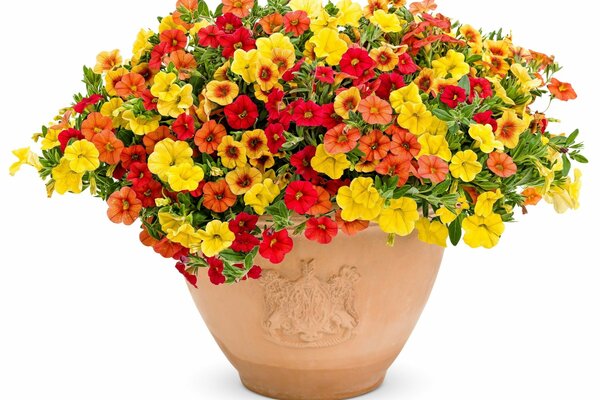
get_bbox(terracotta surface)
[188,224,444,400]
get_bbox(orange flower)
[107,187,142,225]
[165,50,198,80]
[482,55,510,77]
[143,126,176,154]
[358,93,393,125]
[388,126,421,158]
[487,152,517,178]
[307,186,333,216]
[225,166,262,195]
[81,112,113,141]
[249,152,275,170]
[258,13,284,34]
[202,180,237,213]
[115,72,146,98]
[359,130,391,161]
[335,209,369,236]
[324,124,361,155]
[409,0,437,14]
[375,154,411,186]
[364,0,389,18]
[222,0,254,18]
[369,45,399,72]
[522,187,542,206]
[195,120,227,154]
[94,49,122,74]
[205,80,239,106]
[92,130,125,165]
[548,78,577,101]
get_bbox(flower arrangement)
[11,0,586,286]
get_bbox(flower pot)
[188,225,444,400]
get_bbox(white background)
[1,1,599,399]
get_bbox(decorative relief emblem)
[260,259,361,348]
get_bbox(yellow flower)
[495,110,528,149]
[488,77,515,105]
[510,63,542,93]
[241,129,269,159]
[217,136,247,169]
[158,15,186,33]
[198,220,236,257]
[63,140,100,173]
[105,68,127,96]
[41,128,61,150]
[462,212,505,249]
[336,0,362,27]
[310,10,339,34]
[397,102,433,135]
[132,29,154,64]
[336,177,383,222]
[334,87,361,119]
[389,83,422,112]
[460,24,482,54]
[122,110,161,135]
[100,97,125,128]
[378,197,419,236]
[432,50,470,80]
[205,80,239,106]
[225,165,262,195]
[544,169,582,213]
[289,0,323,18]
[243,178,280,215]
[158,211,186,233]
[311,144,351,179]
[151,71,178,98]
[256,33,295,72]
[93,49,122,74]
[148,138,194,181]
[167,223,203,252]
[436,206,458,224]
[369,10,404,33]
[474,189,503,217]
[157,84,194,118]
[231,49,259,83]
[468,124,504,154]
[449,150,482,182]
[417,134,452,161]
[369,45,399,72]
[9,147,41,176]
[309,28,348,66]
[213,60,231,81]
[167,164,205,192]
[415,218,448,247]
[52,159,84,195]
[255,57,279,91]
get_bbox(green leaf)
[458,75,471,94]
[561,154,571,177]
[565,129,579,146]
[197,0,210,16]
[432,179,452,196]
[449,218,462,246]
[570,153,589,164]
[432,108,454,122]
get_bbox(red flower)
[315,66,335,84]
[417,155,449,183]
[207,257,226,285]
[160,29,187,53]
[282,59,303,81]
[266,89,286,114]
[231,232,260,252]
[265,123,286,153]
[219,28,256,58]
[246,265,262,280]
[283,10,310,37]
[292,99,324,127]
[224,95,259,129]
[440,85,467,108]
[141,89,158,111]
[340,48,374,78]
[58,128,84,152]
[290,146,319,182]
[215,13,243,34]
[259,229,293,264]
[397,53,419,74]
[228,212,258,234]
[305,217,338,244]
[388,126,421,158]
[149,42,169,71]
[133,179,163,208]
[172,113,196,140]
[375,72,405,99]
[175,261,198,288]
[469,77,493,102]
[120,145,147,169]
[320,103,344,129]
[473,110,498,132]
[127,162,152,186]
[284,181,318,214]
[198,25,223,48]
[73,94,103,114]
[323,178,350,196]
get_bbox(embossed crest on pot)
[259,259,361,348]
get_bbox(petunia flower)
[311,144,351,179]
[205,80,239,106]
[219,28,256,59]
[264,123,286,153]
[487,152,517,178]
[417,155,449,184]
[195,120,227,155]
[283,10,310,37]
[172,113,196,141]
[495,110,527,149]
[290,146,320,182]
[203,179,236,213]
[243,179,280,215]
[548,78,577,101]
[224,95,259,130]
[92,131,124,165]
[440,85,466,109]
[159,29,187,53]
[305,217,338,244]
[106,187,143,225]
[375,154,412,186]
[324,124,360,155]
[315,66,335,84]
[378,197,420,236]
[64,140,100,173]
[292,99,324,127]
[358,93,393,125]
[284,180,318,214]
[449,150,482,182]
[339,47,374,78]
[222,0,254,18]
[199,221,236,257]
[228,212,259,234]
[216,13,243,33]
[217,136,247,169]
[462,212,505,248]
[259,229,293,264]
[197,25,223,48]
[388,126,421,158]
[334,88,361,119]
[397,53,419,74]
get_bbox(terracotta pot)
[188,224,444,400]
